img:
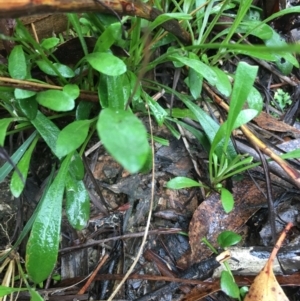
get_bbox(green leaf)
[0,118,14,146]
[227,62,258,133]
[29,289,44,301]
[168,54,231,97]
[0,131,37,183]
[217,230,242,248]
[56,120,92,157]
[187,67,202,100]
[26,154,72,284]
[36,90,75,112]
[14,88,36,99]
[150,13,192,30]
[232,109,258,129]
[144,93,167,126]
[166,177,201,189]
[264,30,298,74]
[221,271,241,299]
[8,45,27,79]
[31,111,60,157]
[221,187,234,213]
[76,101,94,120]
[15,97,38,120]
[69,152,85,180]
[94,22,122,52]
[10,137,38,197]
[63,84,80,99]
[0,286,28,297]
[86,52,126,76]
[97,108,150,173]
[98,74,129,110]
[247,87,263,112]
[65,174,90,230]
[36,60,75,78]
[41,37,60,49]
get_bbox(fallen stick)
[0,0,191,42]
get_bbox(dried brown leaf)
[244,223,293,301]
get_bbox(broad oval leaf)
[97,108,150,173]
[36,90,75,112]
[8,45,27,79]
[65,174,90,230]
[14,88,36,99]
[63,84,80,99]
[41,37,60,49]
[26,154,71,283]
[217,230,242,248]
[56,120,92,157]
[86,52,126,76]
[36,60,75,78]
[166,176,201,189]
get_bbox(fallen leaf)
[254,112,300,138]
[244,223,293,301]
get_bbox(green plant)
[1,0,300,294]
[202,231,244,300]
[272,88,292,111]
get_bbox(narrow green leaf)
[0,286,27,297]
[69,152,85,180]
[29,289,44,301]
[10,137,38,197]
[26,154,72,284]
[227,62,258,133]
[168,54,231,97]
[221,187,234,213]
[97,108,150,173]
[0,131,37,183]
[150,13,192,30]
[0,118,14,146]
[65,174,90,230]
[8,45,27,79]
[31,111,60,157]
[187,68,202,100]
[86,52,126,76]
[217,230,242,248]
[56,120,92,157]
[144,93,167,126]
[166,177,201,189]
[221,271,241,299]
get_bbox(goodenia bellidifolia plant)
[0,0,300,298]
